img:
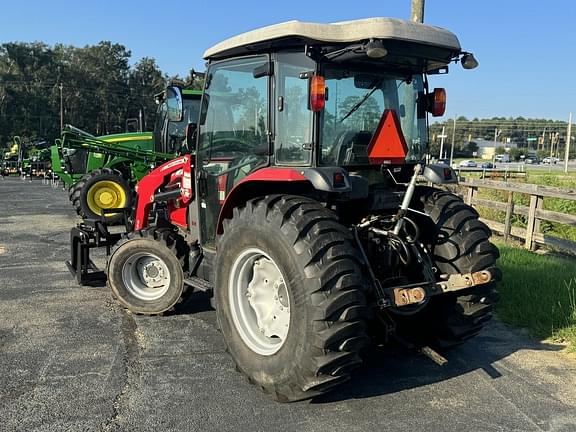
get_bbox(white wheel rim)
[228,248,290,356]
[122,252,172,301]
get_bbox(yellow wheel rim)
[86,180,127,217]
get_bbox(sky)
[1,0,575,121]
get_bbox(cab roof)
[204,17,461,61]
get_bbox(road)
[1,177,576,432]
[495,161,575,171]
[457,160,576,172]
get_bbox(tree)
[0,40,183,148]
[465,141,479,156]
[129,57,166,131]
[509,147,524,161]
[73,41,131,134]
[0,42,60,144]
[338,96,380,131]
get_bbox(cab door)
[196,55,271,247]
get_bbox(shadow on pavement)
[170,290,214,315]
[313,322,564,403]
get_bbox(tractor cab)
[167,18,475,245]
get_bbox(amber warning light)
[309,75,326,112]
[428,88,446,117]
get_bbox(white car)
[459,160,477,168]
[542,157,559,164]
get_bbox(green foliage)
[430,117,571,158]
[0,41,170,146]
[338,95,380,130]
[129,57,166,131]
[495,242,576,351]
[508,147,525,161]
[465,141,478,155]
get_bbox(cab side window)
[198,55,269,178]
[274,52,314,165]
[196,56,270,246]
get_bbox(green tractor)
[2,136,51,177]
[52,89,202,221]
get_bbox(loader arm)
[59,125,174,163]
[133,155,194,230]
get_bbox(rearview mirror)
[166,86,183,122]
[354,74,378,89]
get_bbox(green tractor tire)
[70,168,132,224]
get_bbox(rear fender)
[216,167,311,235]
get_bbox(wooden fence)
[460,179,576,254]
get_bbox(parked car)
[459,160,477,167]
[480,162,495,169]
[437,158,450,165]
[542,157,559,164]
[525,156,539,164]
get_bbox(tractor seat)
[334,131,372,165]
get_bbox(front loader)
[68,17,499,402]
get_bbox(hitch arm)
[435,268,498,293]
[384,267,499,308]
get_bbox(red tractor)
[69,18,499,402]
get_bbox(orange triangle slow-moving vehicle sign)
[366,109,408,165]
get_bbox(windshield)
[319,66,427,166]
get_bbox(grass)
[495,240,576,351]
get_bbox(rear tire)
[75,168,131,223]
[396,189,500,348]
[107,228,188,314]
[215,195,370,402]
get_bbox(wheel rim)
[228,248,290,356]
[87,180,127,216]
[121,252,172,301]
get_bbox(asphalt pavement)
[1,176,576,432]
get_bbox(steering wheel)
[210,137,252,154]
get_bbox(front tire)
[76,168,131,223]
[215,195,370,402]
[107,229,188,314]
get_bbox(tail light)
[309,75,326,112]
[427,88,446,117]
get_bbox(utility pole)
[411,0,425,23]
[407,1,424,151]
[59,83,64,133]
[565,112,572,174]
[449,115,456,166]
